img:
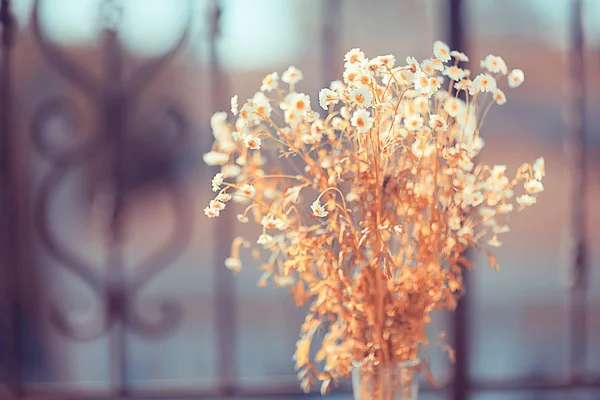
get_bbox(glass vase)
[351,360,420,400]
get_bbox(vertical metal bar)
[320,0,342,90]
[208,0,236,394]
[0,1,21,397]
[566,0,587,381]
[103,24,129,396]
[447,0,470,399]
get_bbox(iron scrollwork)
[31,0,193,341]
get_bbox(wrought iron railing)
[0,0,597,399]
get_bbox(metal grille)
[0,0,598,399]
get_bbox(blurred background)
[0,0,599,399]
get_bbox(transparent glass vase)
[351,360,420,400]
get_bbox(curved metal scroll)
[127,9,192,97]
[32,0,99,96]
[126,101,192,338]
[33,98,111,341]
[31,0,193,341]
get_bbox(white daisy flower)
[284,109,303,128]
[239,103,259,123]
[470,73,497,95]
[508,69,524,88]
[209,200,226,211]
[422,59,444,75]
[429,114,447,130]
[524,180,544,194]
[480,54,508,75]
[343,65,362,85]
[260,72,279,91]
[415,73,440,97]
[448,216,461,230]
[330,80,345,93]
[455,79,472,92]
[216,193,232,202]
[288,93,311,113]
[405,114,424,131]
[261,215,287,230]
[230,95,238,116]
[433,40,451,62]
[282,66,303,85]
[443,97,464,117]
[212,173,224,192]
[374,54,396,69]
[450,50,469,62]
[442,65,466,81]
[466,191,484,207]
[311,201,328,218]
[414,72,430,93]
[396,69,414,86]
[318,88,339,110]
[344,48,365,68]
[239,184,256,198]
[204,206,220,218]
[405,56,420,73]
[493,89,507,105]
[411,138,434,158]
[252,91,272,118]
[517,194,536,208]
[350,109,374,133]
[350,87,372,108]
[244,135,262,150]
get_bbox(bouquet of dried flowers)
[203,40,544,394]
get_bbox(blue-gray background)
[6,1,600,399]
